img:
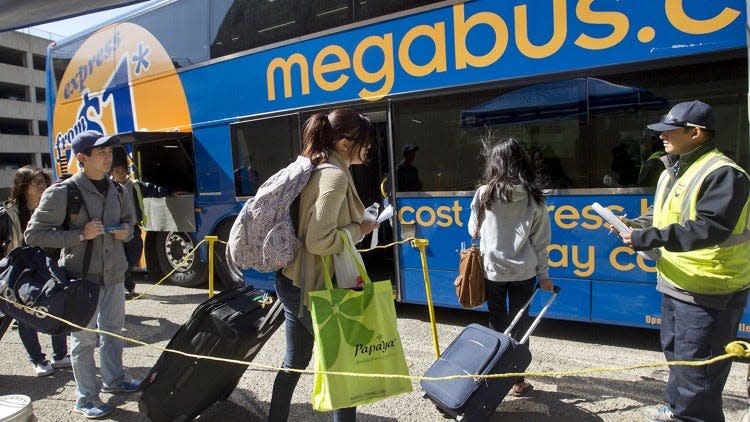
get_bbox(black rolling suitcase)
[421,286,560,421]
[138,285,283,422]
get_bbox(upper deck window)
[209,0,440,59]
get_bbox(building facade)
[0,30,53,197]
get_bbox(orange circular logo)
[52,22,191,175]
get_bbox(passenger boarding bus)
[47,0,750,334]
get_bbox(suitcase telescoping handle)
[503,285,560,345]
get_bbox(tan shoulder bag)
[454,207,485,308]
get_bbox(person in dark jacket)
[0,165,70,376]
[110,150,171,298]
[617,101,750,422]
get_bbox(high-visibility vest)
[653,149,750,294]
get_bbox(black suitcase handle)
[503,285,560,345]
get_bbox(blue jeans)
[18,321,68,364]
[70,282,126,403]
[661,292,747,422]
[268,273,355,422]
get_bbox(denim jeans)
[18,321,67,364]
[660,293,747,422]
[485,277,535,383]
[71,282,126,403]
[268,273,355,422]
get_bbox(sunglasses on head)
[659,114,706,129]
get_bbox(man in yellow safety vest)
[619,100,750,422]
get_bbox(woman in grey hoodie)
[468,136,554,397]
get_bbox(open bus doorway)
[349,109,397,286]
[114,132,212,288]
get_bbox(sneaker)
[33,360,54,377]
[74,399,113,419]
[51,355,72,369]
[101,379,140,393]
[642,404,676,421]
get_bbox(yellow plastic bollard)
[411,238,440,358]
[205,236,218,298]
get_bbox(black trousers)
[484,276,535,384]
[660,293,747,422]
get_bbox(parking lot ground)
[1,278,748,421]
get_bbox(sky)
[28,2,155,39]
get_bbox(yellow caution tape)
[2,294,748,381]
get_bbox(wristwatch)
[79,231,85,242]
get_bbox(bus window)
[209,0,443,59]
[230,114,301,197]
[126,0,209,69]
[394,91,583,191]
[603,58,749,174]
[354,0,441,21]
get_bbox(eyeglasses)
[29,178,48,187]
[659,114,706,129]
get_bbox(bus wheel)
[149,231,208,288]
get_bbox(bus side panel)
[591,280,662,329]
[530,277,590,322]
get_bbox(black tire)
[213,220,244,290]
[147,231,208,288]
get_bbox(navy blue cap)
[648,100,715,132]
[71,131,120,155]
[402,144,419,154]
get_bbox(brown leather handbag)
[454,208,485,308]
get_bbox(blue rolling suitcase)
[421,286,560,421]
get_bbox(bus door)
[113,131,204,288]
[348,108,399,291]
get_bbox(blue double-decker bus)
[47,0,750,334]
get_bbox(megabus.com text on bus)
[265,1,740,102]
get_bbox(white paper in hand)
[369,205,394,249]
[591,202,658,260]
[591,202,631,234]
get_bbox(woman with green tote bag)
[268,108,379,422]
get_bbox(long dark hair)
[301,108,373,165]
[479,135,543,210]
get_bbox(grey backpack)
[226,155,335,272]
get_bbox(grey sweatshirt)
[468,185,551,282]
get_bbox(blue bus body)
[47,0,750,335]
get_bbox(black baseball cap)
[71,130,120,156]
[647,100,715,132]
[402,144,419,154]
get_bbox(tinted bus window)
[354,0,440,21]
[210,0,441,59]
[393,57,747,192]
[230,114,300,196]
[128,0,209,68]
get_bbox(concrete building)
[0,30,54,197]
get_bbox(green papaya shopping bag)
[309,231,412,411]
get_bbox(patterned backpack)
[226,155,335,272]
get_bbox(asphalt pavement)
[1,277,748,421]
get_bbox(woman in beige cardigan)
[269,109,378,422]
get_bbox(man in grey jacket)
[25,131,138,419]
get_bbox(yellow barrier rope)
[358,237,416,253]
[127,239,207,302]
[2,294,749,381]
